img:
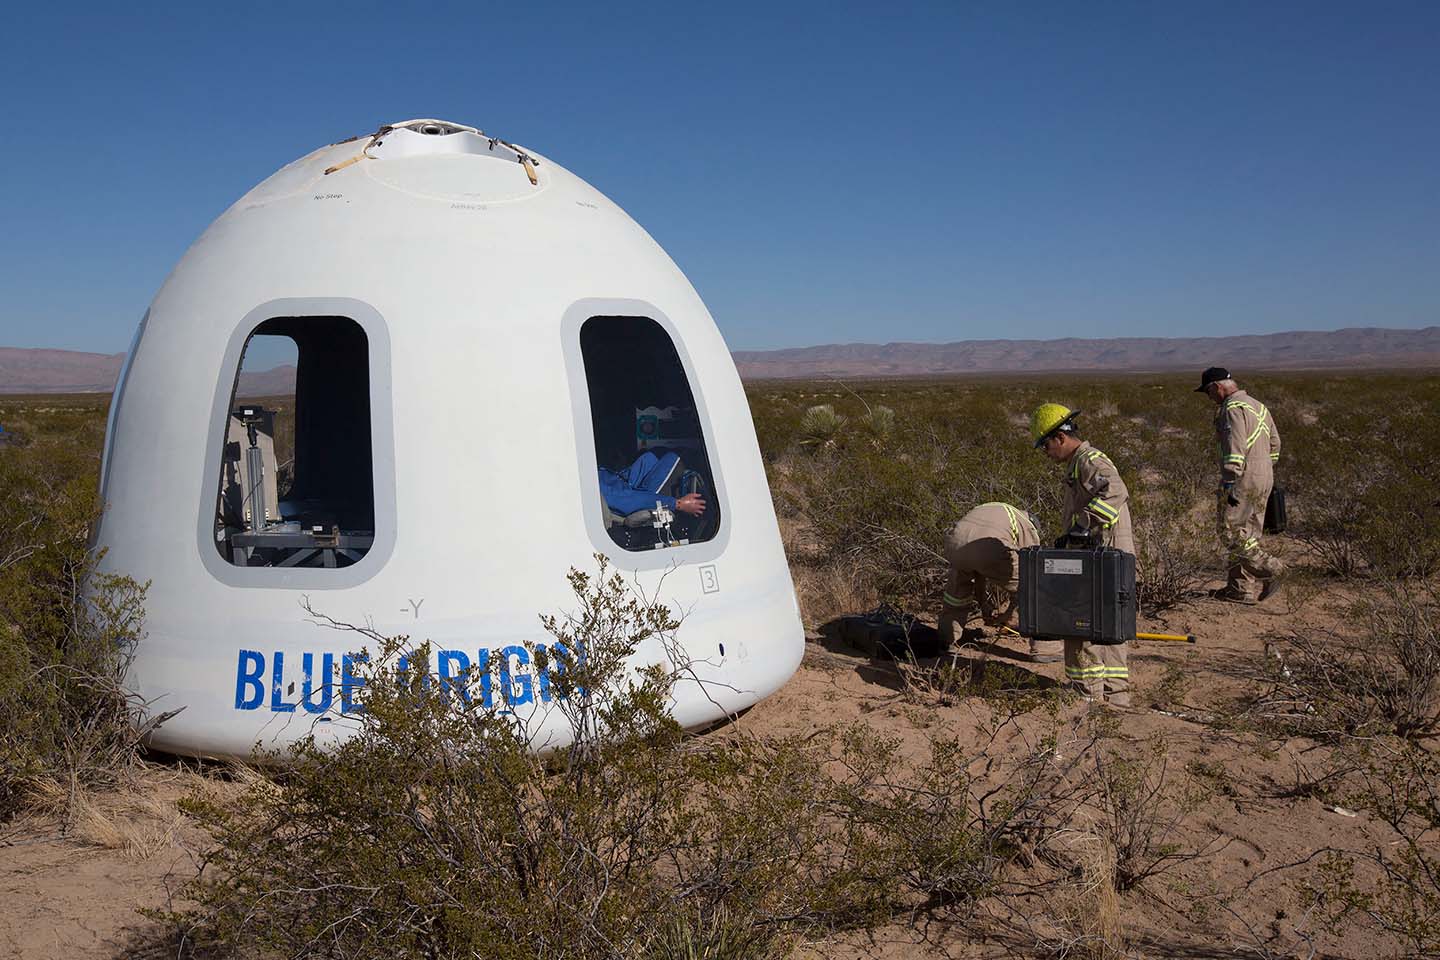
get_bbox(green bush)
[164,557,1079,958]
[1307,740,1440,957]
[0,398,151,821]
[1283,376,1440,578]
[747,373,1440,614]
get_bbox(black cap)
[1195,366,1231,392]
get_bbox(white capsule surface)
[96,118,804,758]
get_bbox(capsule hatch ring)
[395,119,476,137]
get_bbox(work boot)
[1209,585,1258,605]
[1258,574,1285,602]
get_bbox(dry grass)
[791,561,878,627]
[7,763,230,861]
[1027,837,1128,960]
[1064,840,1128,960]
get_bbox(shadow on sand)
[814,618,1064,696]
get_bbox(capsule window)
[211,316,375,568]
[579,315,721,552]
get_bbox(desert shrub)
[170,561,751,957]
[770,385,1062,609]
[1132,506,1212,614]
[1305,740,1440,957]
[1284,378,1440,578]
[1014,724,1218,957]
[1252,582,1440,741]
[1140,659,1195,712]
[167,557,1082,958]
[1078,739,1219,893]
[749,375,1241,613]
[747,373,1440,622]
[0,399,152,821]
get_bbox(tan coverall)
[1216,389,1284,598]
[939,502,1048,653]
[1058,442,1134,705]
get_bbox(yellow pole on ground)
[1137,632,1197,643]
[1006,625,1195,643]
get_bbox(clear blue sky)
[1,1,1436,353]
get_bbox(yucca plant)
[799,404,847,450]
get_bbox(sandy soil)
[771,582,1396,959]
[0,772,212,959]
[0,550,1411,959]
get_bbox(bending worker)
[1196,367,1284,603]
[937,502,1059,661]
[1032,404,1134,706]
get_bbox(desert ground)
[2,372,1437,958]
[0,578,1409,959]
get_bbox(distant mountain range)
[0,348,126,395]
[0,349,297,395]
[1,326,1437,393]
[732,326,1440,379]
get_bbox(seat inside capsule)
[215,315,374,568]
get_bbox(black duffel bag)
[1264,485,1287,534]
[839,604,944,660]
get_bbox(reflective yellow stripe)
[1224,454,1246,463]
[1087,499,1118,528]
[1229,537,1261,559]
[1069,447,1110,480]
[943,593,967,607]
[1270,453,1280,461]
[1225,401,1270,450]
[1067,666,1129,678]
[1246,420,1270,449]
[980,502,1023,545]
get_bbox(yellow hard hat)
[1030,403,1080,447]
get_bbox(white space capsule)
[95,118,804,758]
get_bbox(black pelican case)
[1017,546,1136,645]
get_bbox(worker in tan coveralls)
[1196,367,1284,603]
[937,502,1059,661]
[1031,404,1134,706]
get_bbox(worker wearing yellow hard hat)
[1030,403,1081,449]
[1031,403,1135,707]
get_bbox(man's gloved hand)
[1220,480,1239,507]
